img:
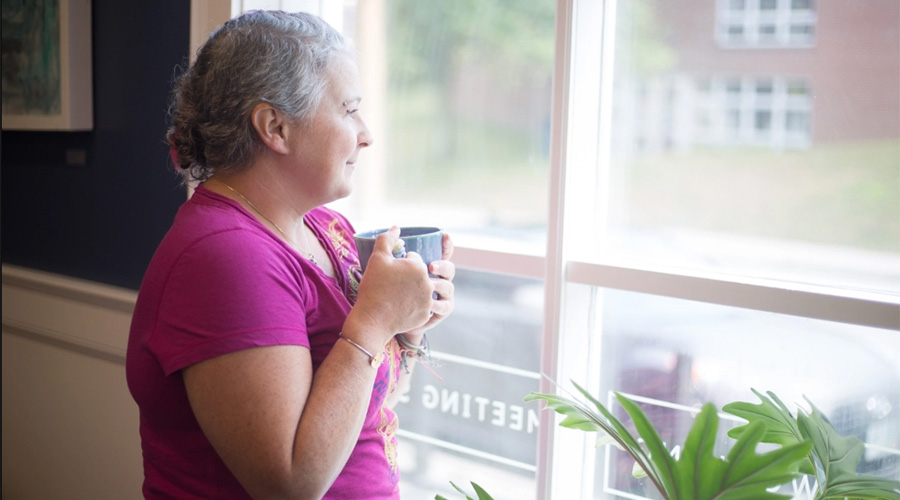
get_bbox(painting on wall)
[1,0,93,131]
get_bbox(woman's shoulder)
[175,184,264,235]
[157,187,293,270]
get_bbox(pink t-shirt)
[126,184,403,499]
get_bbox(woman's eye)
[346,109,359,117]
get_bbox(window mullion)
[538,0,610,498]
[536,0,575,497]
[452,247,545,280]
[567,260,900,331]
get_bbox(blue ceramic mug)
[354,226,443,274]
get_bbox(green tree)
[385,0,555,161]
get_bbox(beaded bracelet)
[396,334,440,380]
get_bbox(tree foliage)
[386,0,554,85]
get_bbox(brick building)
[621,0,900,151]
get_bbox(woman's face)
[287,56,374,205]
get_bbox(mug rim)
[353,226,442,240]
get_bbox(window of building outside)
[716,0,817,48]
[212,1,899,498]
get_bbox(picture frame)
[1,0,93,131]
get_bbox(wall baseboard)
[2,264,137,363]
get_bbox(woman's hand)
[345,227,435,347]
[400,232,456,343]
[385,233,455,409]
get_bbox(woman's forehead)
[324,56,362,103]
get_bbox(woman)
[126,10,455,499]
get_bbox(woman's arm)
[183,339,375,499]
[183,228,434,500]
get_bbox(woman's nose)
[357,117,374,148]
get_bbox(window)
[716,0,817,48]
[592,290,899,498]
[200,1,899,498]
[396,269,543,498]
[634,75,812,151]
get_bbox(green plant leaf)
[676,403,720,500]
[439,481,496,500]
[572,383,669,494]
[523,392,604,432]
[596,431,625,450]
[449,480,472,500]
[620,398,810,500]
[723,388,815,476]
[797,406,900,500]
[526,386,668,495]
[469,482,495,500]
[713,420,812,500]
[615,393,680,499]
[724,389,900,500]
[724,389,803,445]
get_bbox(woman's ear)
[250,102,290,155]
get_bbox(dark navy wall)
[2,1,190,290]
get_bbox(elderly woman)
[126,10,455,499]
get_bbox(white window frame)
[190,1,900,498]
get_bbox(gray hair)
[166,10,354,183]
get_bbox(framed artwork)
[1,0,93,131]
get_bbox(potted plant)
[525,384,900,500]
[439,384,900,500]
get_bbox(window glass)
[790,23,815,42]
[755,81,773,96]
[759,24,777,39]
[369,0,555,253]
[591,289,900,499]
[394,269,543,498]
[726,24,744,39]
[603,0,899,294]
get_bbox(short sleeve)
[149,227,313,375]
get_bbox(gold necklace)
[213,179,318,266]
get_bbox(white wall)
[2,264,143,500]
